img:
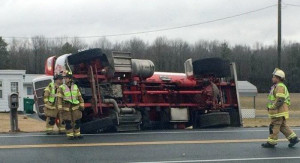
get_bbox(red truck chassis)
[34,48,241,133]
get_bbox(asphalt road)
[0,127,299,163]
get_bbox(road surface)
[0,127,299,163]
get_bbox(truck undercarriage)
[33,48,242,133]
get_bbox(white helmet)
[272,68,285,79]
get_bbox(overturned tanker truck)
[33,48,242,133]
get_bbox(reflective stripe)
[57,94,63,98]
[276,93,286,98]
[268,112,289,119]
[46,127,54,132]
[277,83,291,105]
[59,127,66,131]
[267,85,276,108]
[62,105,80,111]
[45,103,56,110]
[267,83,290,119]
[267,83,290,109]
[60,84,80,104]
[66,133,74,137]
[80,103,84,108]
[74,132,81,136]
[62,107,70,111]
[48,83,56,103]
[287,133,297,140]
[267,137,278,145]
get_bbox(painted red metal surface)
[45,56,56,76]
[48,56,239,117]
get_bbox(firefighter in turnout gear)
[262,68,299,148]
[57,71,85,140]
[43,74,65,135]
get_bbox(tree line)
[0,36,300,93]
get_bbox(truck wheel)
[141,109,151,130]
[198,112,230,128]
[38,114,46,121]
[192,58,231,77]
[159,109,170,129]
[80,117,115,134]
[223,108,241,127]
[68,48,105,65]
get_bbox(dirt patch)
[0,113,45,133]
[243,118,300,128]
[255,109,300,117]
[240,93,300,110]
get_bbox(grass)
[0,113,44,133]
[240,93,300,110]
[241,93,300,127]
[243,118,300,128]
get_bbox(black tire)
[68,48,115,78]
[68,48,107,65]
[198,112,230,128]
[37,113,46,121]
[159,109,170,129]
[223,108,241,127]
[141,110,151,130]
[80,117,114,134]
[36,105,46,121]
[192,58,231,77]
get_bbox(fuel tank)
[131,59,155,78]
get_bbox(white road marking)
[130,156,300,163]
[0,128,299,138]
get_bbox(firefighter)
[44,74,65,135]
[57,71,84,140]
[262,68,299,148]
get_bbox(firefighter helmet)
[62,71,73,78]
[272,68,285,80]
[53,74,63,80]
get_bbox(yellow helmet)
[272,68,285,79]
[62,70,73,78]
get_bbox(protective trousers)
[268,117,297,145]
[45,109,66,134]
[62,109,82,138]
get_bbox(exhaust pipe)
[103,99,121,114]
[103,99,120,125]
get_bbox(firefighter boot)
[261,142,276,148]
[46,117,55,135]
[58,120,66,134]
[288,137,299,148]
[58,129,66,135]
[75,134,84,140]
[74,120,83,139]
[74,130,83,139]
[46,127,54,135]
[65,120,74,140]
[67,133,75,140]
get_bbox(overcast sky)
[1,0,300,46]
